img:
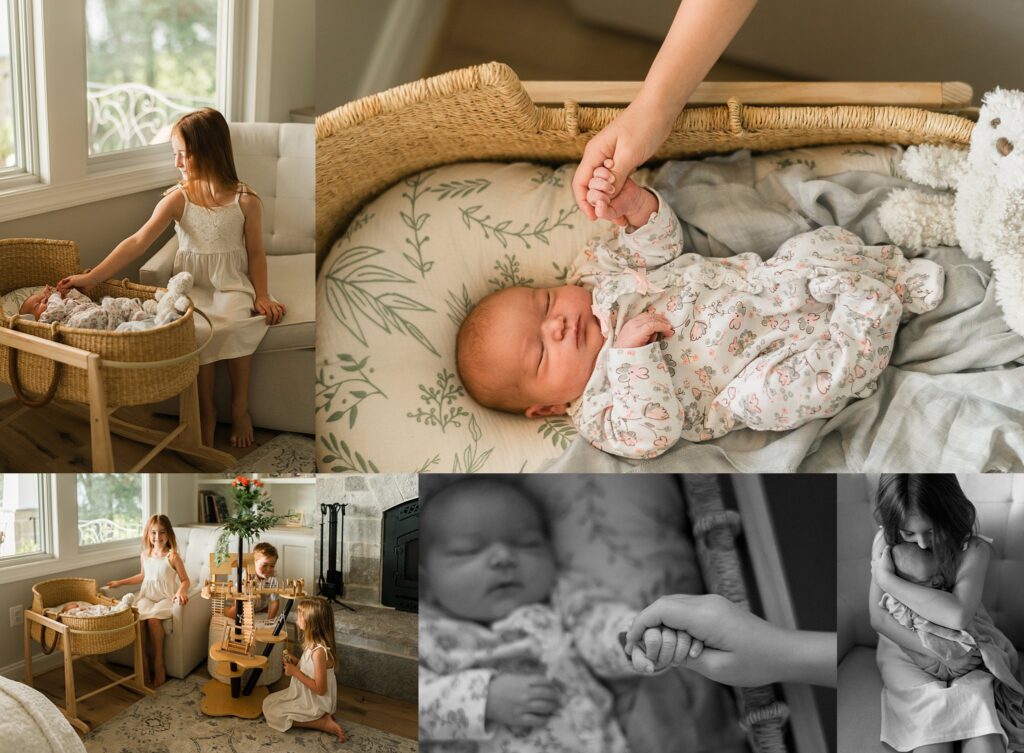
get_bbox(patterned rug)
[230,432,316,474]
[81,675,417,753]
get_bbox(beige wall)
[269,0,316,121]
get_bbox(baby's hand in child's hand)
[486,673,561,728]
[254,295,286,326]
[615,311,674,348]
[57,272,97,295]
[630,627,702,674]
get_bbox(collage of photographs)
[0,1,1021,752]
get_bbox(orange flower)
[254,480,264,487]
[235,475,250,485]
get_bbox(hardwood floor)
[424,0,785,83]
[29,659,418,742]
[0,401,281,471]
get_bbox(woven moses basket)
[315,62,974,259]
[30,577,136,656]
[0,238,199,406]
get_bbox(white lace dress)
[134,552,179,621]
[262,645,337,731]
[172,186,269,365]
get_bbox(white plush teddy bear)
[878,87,1024,338]
[152,271,194,326]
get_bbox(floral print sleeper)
[567,191,944,459]
[419,579,635,753]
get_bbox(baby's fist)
[615,311,674,348]
[486,673,561,728]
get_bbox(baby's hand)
[586,162,654,227]
[620,627,703,674]
[486,673,561,729]
[615,311,674,348]
[57,272,98,295]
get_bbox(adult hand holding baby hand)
[486,673,561,729]
[616,312,674,348]
[57,271,98,295]
[630,625,701,674]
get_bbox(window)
[0,3,14,167]
[76,473,146,547]
[85,0,219,156]
[0,474,47,559]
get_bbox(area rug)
[230,433,316,474]
[81,675,417,753]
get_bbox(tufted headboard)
[838,474,1024,660]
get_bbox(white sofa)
[837,475,1024,752]
[141,122,315,435]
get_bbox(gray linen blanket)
[547,151,1024,472]
[882,595,1024,751]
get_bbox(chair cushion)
[229,122,314,257]
[838,646,888,753]
[262,253,315,353]
[317,144,902,473]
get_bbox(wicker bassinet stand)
[0,238,236,471]
[23,577,154,734]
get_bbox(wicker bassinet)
[30,577,136,656]
[315,62,975,263]
[0,238,199,407]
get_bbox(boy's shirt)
[229,567,279,614]
[567,190,943,459]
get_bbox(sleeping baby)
[19,286,151,330]
[456,171,944,459]
[419,478,677,753]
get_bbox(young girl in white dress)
[262,597,344,742]
[58,107,285,448]
[869,474,1009,753]
[105,514,190,688]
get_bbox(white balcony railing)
[87,82,213,154]
[78,517,142,546]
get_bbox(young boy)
[225,541,281,621]
[456,169,943,459]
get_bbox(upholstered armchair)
[140,121,314,434]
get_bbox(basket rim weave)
[315,62,975,263]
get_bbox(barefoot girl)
[59,108,285,448]
[262,597,345,743]
[105,514,189,688]
[870,474,1010,753]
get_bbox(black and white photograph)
[418,473,836,753]
[838,474,1024,753]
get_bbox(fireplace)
[380,497,419,612]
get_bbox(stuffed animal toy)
[878,87,1024,338]
[152,271,194,326]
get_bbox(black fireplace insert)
[381,497,418,612]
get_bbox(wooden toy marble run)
[199,574,306,718]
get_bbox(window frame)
[0,473,164,585]
[0,0,263,224]
[0,473,51,567]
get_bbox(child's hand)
[615,311,674,348]
[57,272,98,295]
[254,295,286,325]
[485,673,561,729]
[174,587,188,606]
[283,659,299,678]
[104,579,120,590]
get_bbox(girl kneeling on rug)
[263,597,345,742]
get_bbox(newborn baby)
[419,479,672,753]
[457,173,944,459]
[890,543,946,588]
[54,592,135,617]
[19,286,150,330]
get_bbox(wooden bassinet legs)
[0,328,235,471]
[23,608,154,734]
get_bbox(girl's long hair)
[168,108,255,207]
[874,474,977,587]
[297,597,337,669]
[142,514,178,557]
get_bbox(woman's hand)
[57,272,99,295]
[871,544,896,587]
[254,295,285,325]
[572,98,675,220]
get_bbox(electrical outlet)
[10,604,23,628]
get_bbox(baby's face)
[484,285,604,415]
[891,543,941,587]
[20,286,52,319]
[422,483,556,623]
